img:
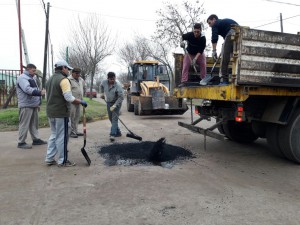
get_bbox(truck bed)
[234,27,300,87]
[175,26,300,101]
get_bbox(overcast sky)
[0,0,299,74]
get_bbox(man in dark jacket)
[207,14,238,84]
[180,23,206,86]
[45,60,88,167]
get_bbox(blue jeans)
[45,117,69,164]
[106,102,121,136]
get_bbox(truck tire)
[127,94,134,112]
[223,120,259,143]
[216,118,225,135]
[266,124,284,157]
[278,107,300,163]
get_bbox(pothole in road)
[98,138,194,168]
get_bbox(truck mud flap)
[178,121,225,141]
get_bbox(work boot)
[45,160,57,166]
[70,133,78,138]
[18,142,32,149]
[57,160,76,167]
[115,132,122,137]
[109,135,115,142]
[32,139,47,145]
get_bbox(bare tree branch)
[60,14,115,98]
[155,1,206,46]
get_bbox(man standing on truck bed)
[180,23,206,87]
[207,14,238,85]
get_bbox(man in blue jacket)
[16,64,47,149]
[207,14,238,84]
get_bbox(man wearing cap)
[68,67,85,138]
[45,60,88,167]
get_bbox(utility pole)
[16,0,23,73]
[42,2,50,89]
[280,13,283,33]
[66,47,69,63]
[3,0,22,109]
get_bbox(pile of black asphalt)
[98,138,195,168]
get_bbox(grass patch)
[0,97,107,132]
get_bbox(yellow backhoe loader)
[126,60,188,116]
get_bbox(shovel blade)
[81,147,91,166]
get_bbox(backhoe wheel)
[133,100,140,115]
[266,123,284,157]
[278,107,300,163]
[134,100,144,116]
[127,94,134,112]
[223,120,259,143]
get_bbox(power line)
[52,6,155,22]
[262,0,300,7]
[253,14,300,28]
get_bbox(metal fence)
[0,69,20,107]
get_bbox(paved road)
[1,101,300,225]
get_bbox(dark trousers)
[220,29,234,82]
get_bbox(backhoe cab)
[126,60,188,116]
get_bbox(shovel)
[104,99,142,141]
[81,106,91,166]
[200,53,222,86]
[114,111,143,141]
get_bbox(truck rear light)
[237,106,243,112]
[195,107,199,115]
[235,117,243,122]
[235,103,244,122]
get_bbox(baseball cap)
[72,67,81,73]
[54,60,73,70]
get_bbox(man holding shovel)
[45,60,88,167]
[100,72,124,142]
[207,14,238,85]
[180,23,206,87]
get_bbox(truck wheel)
[216,118,225,135]
[278,108,300,163]
[127,94,134,112]
[223,120,259,143]
[266,124,284,157]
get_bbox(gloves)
[80,100,88,108]
[212,50,218,61]
[110,105,116,112]
[192,58,197,66]
[100,94,105,99]
[180,42,185,48]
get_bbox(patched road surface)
[1,100,300,225]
